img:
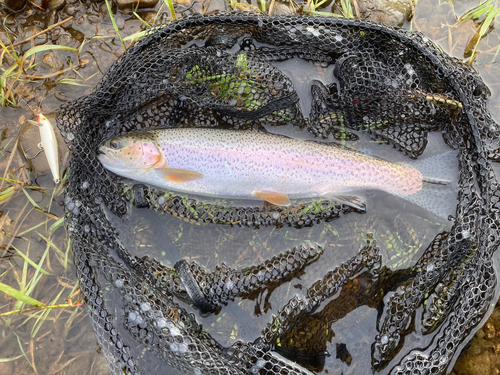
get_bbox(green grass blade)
[22,44,79,61]
[164,0,177,20]
[37,233,65,258]
[18,220,48,236]
[11,246,50,275]
[133,11,151,27]
[105,0,127,50]
[15,334,34,370]
[123,30,148,42]
[0,281,45,307]
[21,189,41,209]
[459,0,494,21]
[32,289,64,337]
[49,216,65,234]
[0,354,23,362]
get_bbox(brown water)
[0,1,499,374]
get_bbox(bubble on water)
[194,368,202,375]
[170,343,179,352]
[66,132,74,141]
[65,195,72,204]
[67,202,75,210]
[157,318,167,328]
[381,335,389,345]
[335,34,343,42]
[140,302,151,312]
[158,197,165,205]
[427,263,435,272]
[225,280,234,290]
[82,181,89,189]
[177,343,188,353]
[115,279,124,287]
[84,225,90,233]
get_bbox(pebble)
[356,0,414,27]
[49,0,65,10]
[64,4,80,16]
[116,0,159,10]
[56,33,72,46]
[269,2,293,15]
[2,0,26,11]
[41,51,63,70]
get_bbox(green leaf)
[0,281,45,307]
[49,216,65,234]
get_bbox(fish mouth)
[97,147,116,165]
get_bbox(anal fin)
[254,190,291,206]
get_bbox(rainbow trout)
[96,128,450,211]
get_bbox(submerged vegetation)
[0,0,499,374]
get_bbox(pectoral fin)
[254,190,291,206]
[329,194,366,211]
[155,168,204,183]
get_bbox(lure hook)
[24,142,44,160]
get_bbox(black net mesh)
[56,13,500,375]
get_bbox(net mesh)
[56,13,500,375]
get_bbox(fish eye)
[110,141,120,149]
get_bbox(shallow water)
[0,1,499,374]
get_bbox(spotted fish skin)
[98,128,423,205]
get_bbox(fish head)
[98,134,163,174]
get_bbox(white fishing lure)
[37,114,60,184]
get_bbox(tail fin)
[402,151,459,220]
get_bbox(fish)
[98,128,456,216]
[38,114,60,184]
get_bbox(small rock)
[269,2,294,15]
[484,322,496,340]
[49,0,65,10]
[99,1,116,18]
[50,28,61,42]
[56,33,72,46]
[87,14,100,24]
[63,4,80,16]
[1,0,26,11]
[142,11,157,25]
[23,26,48,46]
[116,0,159,10]
[356,0,414,27]
[46,10,58,27]
[41,52,63,70]
[0,15,17,26]
[0,30,15,46]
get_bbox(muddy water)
[0,0,499,374]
